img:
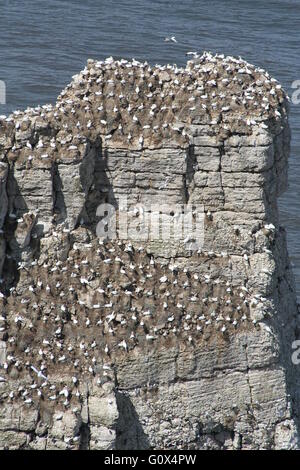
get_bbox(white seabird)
[164,36,177,43]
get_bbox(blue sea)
[0,0,300,298]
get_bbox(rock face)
[0,52,299,449]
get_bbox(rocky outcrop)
[0,53,299,449]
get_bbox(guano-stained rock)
[0,52,299,450]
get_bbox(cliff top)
[0,52,289,167]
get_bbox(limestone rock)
[0,53,298,450]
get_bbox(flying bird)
[164,36,177,43]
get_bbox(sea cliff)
[0,53,299,449]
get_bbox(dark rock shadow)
[52,161,67,225]
[2,165,29,292]
[79,422,91,450]
[184,144,197,204]
[115,391,151,450]
[79,140,118,236]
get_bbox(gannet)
[164,36,177,43]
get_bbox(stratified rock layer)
[0,53,299,450]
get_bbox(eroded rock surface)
[0,52,299,450]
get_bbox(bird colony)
[0,51,288,164]
[0,53,286,407]
[0,53,298,450]
[0,230,258,406]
